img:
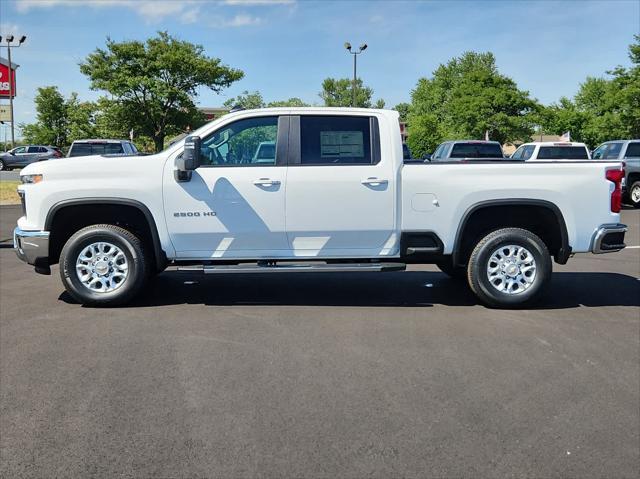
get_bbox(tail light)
[605,168,624,213]
[54,150,63,158]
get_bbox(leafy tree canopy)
[320,77,384,108]
[539,35,639,146]
[407,51,539,156]
[80,31,243,152]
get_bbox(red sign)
[0,63,17,99]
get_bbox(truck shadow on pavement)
[59,271,640,309]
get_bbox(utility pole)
[344,42,367,107]
[1,35,26,148]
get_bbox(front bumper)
[13,227,50,268]
[591,223,627,254]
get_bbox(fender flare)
[45,197,166,270]
[451,199,571,266]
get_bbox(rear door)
[284,114,396,257]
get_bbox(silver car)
[0,145,63,171]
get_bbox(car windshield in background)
[537,146,589,160]
[70,143,124,157]
[450,143,503,158]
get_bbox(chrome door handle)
[253,178,281,187]
[361,177,388,186]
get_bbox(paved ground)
[1,205,638,478]
[0,171,20,181]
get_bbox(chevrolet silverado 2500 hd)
[14,108,627,307]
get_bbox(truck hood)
[20,154,159,178]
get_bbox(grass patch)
[0,181,21,205]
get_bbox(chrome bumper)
[591,223,627,254]
[13,227,50,265]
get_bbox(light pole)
[344,42,367,107]
[1,34,26,148]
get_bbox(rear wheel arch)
[452,199,570,267]
[45,198,166,271]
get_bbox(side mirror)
[182,136,201,170]
[423,153,431,161]
[175,136,201,182]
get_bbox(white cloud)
[0,22,21,36]
[223,0,294,5]
[180,7,200,25]
[225,14,262,26]
[12,0,286,25]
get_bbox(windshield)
[537,146,589,160]
[450,143,504,158]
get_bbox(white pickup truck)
[14,108,627,308]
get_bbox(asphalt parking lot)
[1,205,638,478]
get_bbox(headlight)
[20,174,43,184]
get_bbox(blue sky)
[0,0,638,130]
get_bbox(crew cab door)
[163,115,289,259]
[285,114,396,257]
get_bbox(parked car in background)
[67,139,140,158]
[592,139,640,207]
[0,145,63,171]
[512,142,591,161]
[430,140,505,161]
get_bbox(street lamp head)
[344,42,352,51]
[6,35,14,43]
[19,35,27,44]
[359,43,368,52]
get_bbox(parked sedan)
[0,145,63,171]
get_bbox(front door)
[285,114,396,257]
[163,115,289,259]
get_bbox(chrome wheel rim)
[486,244,536,295]
[632,185,640,203]
[75,241,129,293]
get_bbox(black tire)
[0,159,5,171]
[467,228,551,308]
[59,224,148,306]
[628,181,640,208]
[436,258,466,280]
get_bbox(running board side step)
[176,262,406,274]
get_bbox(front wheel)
[59,224,148,306]
[629,181,640,208]
[0,159,5,171]
[467,228,551,308]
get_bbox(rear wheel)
[629,181,640,208]
[59,224,148,306]
[467,228,551,308]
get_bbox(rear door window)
[537,146,589,159]
[299,115,377,165]
[450,143,503,158]
[624,142,640,158]
[69,144,93,157]
[103,143,124,154]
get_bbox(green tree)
[20,86,70,147]
[267,97,309,107]
[223,90,265,109]
[320,77,384,108]
[539,35,639,146]
[80,31,243,152]
[394,102,411,122]
[407,52,539,156]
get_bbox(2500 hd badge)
[173,211,217,217]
